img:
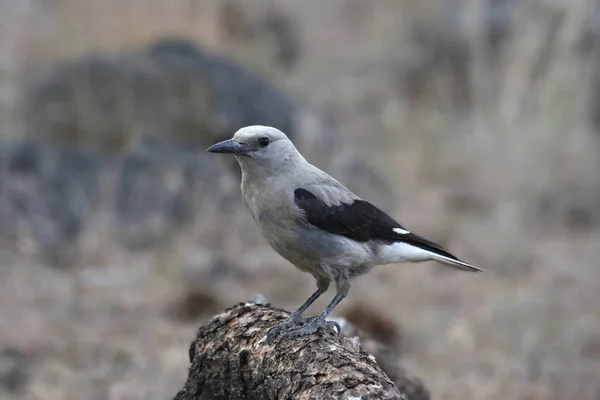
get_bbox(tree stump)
[173,302,429,400]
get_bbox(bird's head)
[206,125,301,172]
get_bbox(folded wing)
[294,187,482,272]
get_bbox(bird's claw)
[266,314,311,344]
[266,323,292,344]
[273,317,340,343]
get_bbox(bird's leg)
[277,278,350,342]
[287,286,327,322]
[266,281,329,344]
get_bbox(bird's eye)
[258,137,270,147]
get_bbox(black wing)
[294,188,459,259]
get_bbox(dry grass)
[1,0,600,399]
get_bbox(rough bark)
[173,302,429,400]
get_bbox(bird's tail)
[428,252,483,272]
[378,238,484,272]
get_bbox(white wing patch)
[393,227,410,235]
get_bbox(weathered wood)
[173,303,429,400]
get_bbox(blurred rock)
[0,137,226,264]
[113,145,222,248]
[0,139,102,265]
[23,37,297,155]
[0,348,31,394]
[146,38,297,139]
[6,37,309,262]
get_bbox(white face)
[232,125,297,165]
[233,125,289,143]
[207,125,301,172]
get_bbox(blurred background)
[0,0,599,399]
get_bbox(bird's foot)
[266,313,315,344]
[276,316,341,343]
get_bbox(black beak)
[206,139,250,154]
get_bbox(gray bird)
[207,125,483,343]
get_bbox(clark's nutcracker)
[207,126,482,343]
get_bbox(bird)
[207,125,483,343]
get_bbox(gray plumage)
[207,125,482,342]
